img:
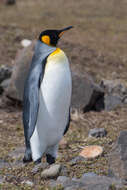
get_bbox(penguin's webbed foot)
[34,158,42,165]
[23,149,32,163]
[46,154,55,165]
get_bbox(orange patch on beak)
[59,31,65,37]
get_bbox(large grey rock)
[109,131,127,181]
[0,79,11,94]
[100,79,127,96]
[0,65,12,83]
[104,95,123,111]
[72,72,104,111]
[80,176,123,190]
[100,79,127,111]
[49,175,123,190]
[6,41,36,101]
[0,79,11,89]
[65,184,110,190]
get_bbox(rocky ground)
[1,0,127,189]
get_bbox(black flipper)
[63,108,71,135]
[23,41,56,163]
[23,146,32,163]
[23,56,46,162]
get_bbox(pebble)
[88,128,107,138]
[21,180,34,186]
[69,156,85,166]
[41,164,61,179]
[59,138,68,148]
[71,109,79,121]
[21,39,32,47]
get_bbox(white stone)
[21,180,34,186]
[21,39,32,47]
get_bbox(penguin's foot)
[46,154,56,165]
[23,149,32,163]
[34,158,42,165]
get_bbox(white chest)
[40,49,72,118]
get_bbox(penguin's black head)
[39,26,73,46]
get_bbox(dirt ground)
[0,0,127,189]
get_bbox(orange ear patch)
[41,35,50,45]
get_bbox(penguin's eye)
[41,35,50,45]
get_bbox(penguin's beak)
[59,26,74,37]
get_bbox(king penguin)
[23,26,73,165]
